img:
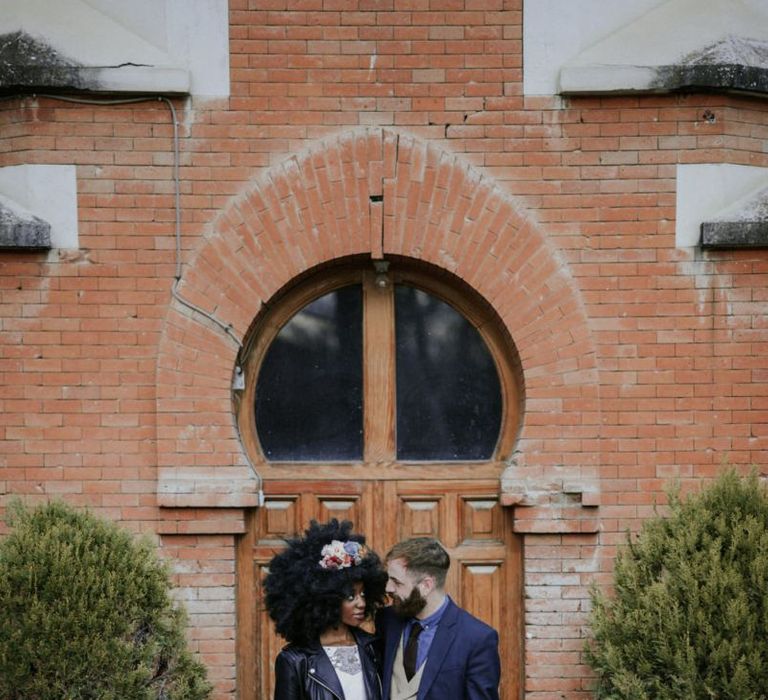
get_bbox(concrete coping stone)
[0,198,51,250]
[0,29,189,95]
[561,36,768,97]
[701,183,768,249]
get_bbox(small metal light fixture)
[373,259,390,289]
[232,364,245,390]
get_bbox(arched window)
[238,259,521,468]
[256,284,364,461]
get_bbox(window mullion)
[362,271,396,462]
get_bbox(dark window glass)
[255,285,363,461]
[395,286,501,460]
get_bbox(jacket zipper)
[363,641,381,698]
[308,673,342,699]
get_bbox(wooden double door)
[236,477,523,699]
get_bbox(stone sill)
[0,64,190,96]
[701,221,768,248]
[500,473,600,534]
[157,471,262,509]
[0,205,51,249]
[560,63,768,99]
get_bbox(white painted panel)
[0,165,79,248]
[84,0,169,50]
[524,0,768,96]
[167,0,230,98]
[676,164,768,248]
[523,0,664,95]
[2,0,229,97]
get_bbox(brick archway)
[156,128,600,530]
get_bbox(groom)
[376,537,500,700]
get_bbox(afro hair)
[263,519,388,647]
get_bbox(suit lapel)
[383,612,406,699]
[417,598,459,699]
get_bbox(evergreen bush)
[587,469,768,699]
[0,500,212,700]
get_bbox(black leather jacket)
[273,629,382,700]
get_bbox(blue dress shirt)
[402,595,450,672]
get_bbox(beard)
[389,586,427,619]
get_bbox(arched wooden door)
[235,260,524,699]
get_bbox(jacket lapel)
[306,644,345,699]
[382,611,406,699]
[417,598,459,699]
[355,629,382,700]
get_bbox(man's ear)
[420,574,437,596]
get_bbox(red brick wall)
[2,1,768,697]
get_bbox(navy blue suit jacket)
[377,598,500,700]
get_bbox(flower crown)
[318,540,368,570]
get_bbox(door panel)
[260,497,300,544]
[241,479,522,699]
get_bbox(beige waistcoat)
[389,634,425,700]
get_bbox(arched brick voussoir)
[182,129,385,336]
[155,127,602,525]
[380,133,601,528]
[154,129,388,509]
[382,134,595,389]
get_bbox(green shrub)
[0,500,212,700]
[587,469,768,699]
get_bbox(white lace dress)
[323,645,367,700]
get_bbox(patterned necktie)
[403,622,423,681]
